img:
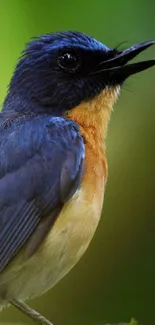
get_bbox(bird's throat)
[67,86,120,154]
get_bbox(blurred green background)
[0,1,155,324]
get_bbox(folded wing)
[0,114,85,271]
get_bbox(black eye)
[57,51,80,72]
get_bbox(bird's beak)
[97,40,155,81]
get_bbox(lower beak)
[98,40,155,81]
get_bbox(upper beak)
[96,40,155,81]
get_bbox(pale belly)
[0,184,105,304]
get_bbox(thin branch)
[9,299,53,325]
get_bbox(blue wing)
[0,113,85,272]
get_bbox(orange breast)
[80,127,107,217]
[67,92,111,209]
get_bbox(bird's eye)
[57,51,80,72]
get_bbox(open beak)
[96,40,155,82]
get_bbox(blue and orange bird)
[0,31,155,324]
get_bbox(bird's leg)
[9,298,53,325]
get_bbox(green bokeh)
[0,1,155,324]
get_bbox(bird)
[0,31,154,325]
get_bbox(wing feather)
[0,114,85,272]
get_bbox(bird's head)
[3,31,155,119]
